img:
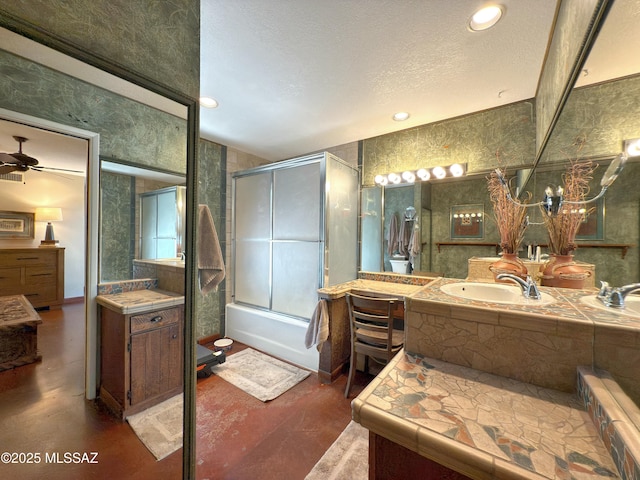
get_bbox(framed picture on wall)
[450,204,484,239]
[0,211,35,239]
[576,197,604,241]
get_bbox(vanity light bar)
[374,163,466,185]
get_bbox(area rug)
[213,348,310,402]
[305,420,368,480]
[126,394,183,461]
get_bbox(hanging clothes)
[397,218,410,256]
[409,222,421,261]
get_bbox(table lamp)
[35,207,63,246]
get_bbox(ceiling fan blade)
[30,165,84,174]
[0,164,18,174]
[0,152,16,163]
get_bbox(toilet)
[389,259,411,274]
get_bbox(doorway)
[0,107,100,399]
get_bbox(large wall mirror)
[359,0,637,286]
[100,160,186,283]
[0,22,195,477]
[524,0,640,286]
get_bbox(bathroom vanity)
[352,277,640,479]
[97,289,184,419]
[316,271,438,383]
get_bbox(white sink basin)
[440,282,556,305]
[579,295,640,318]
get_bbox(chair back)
[346,293,403,361]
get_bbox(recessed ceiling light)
[199,97,218,108]
[392,112,410,121]
[469,5,504,32]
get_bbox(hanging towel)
[386,214,398,255]
[409,224,421,259]
[197,204,226,294]
[397,219,410,256]
[305,299,329,352]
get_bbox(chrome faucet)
[496,274,542,300]
[597,281,640,308]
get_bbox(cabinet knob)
[150,315,162,323]
[172,334,178,339]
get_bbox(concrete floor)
[0,302,369,479]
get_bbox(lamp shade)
[35,207,63,222]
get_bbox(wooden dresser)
[0,247,65,309]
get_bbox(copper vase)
[489,252,528,282]
[540,254,590,289]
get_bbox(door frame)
[0,107,100,399]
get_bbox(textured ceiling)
[1,1,639,171]
[199,0,559,161]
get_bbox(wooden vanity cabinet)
[0,247,65,309]
[99,305,183,419]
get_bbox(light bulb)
[432,166,446,179]
[417,168,430,181]
[450,163,464,177]
[402,171,416,183]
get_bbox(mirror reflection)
[360,0,639,287]
[99,160,186,283]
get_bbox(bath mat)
[305,420,368,480]
[126,394,183,461]
[213,348,310,402]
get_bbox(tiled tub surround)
[406,277,640,406]
[352,351,622,479]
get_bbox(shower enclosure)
[226,152,359,370]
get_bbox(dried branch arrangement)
[541,160,596,255]
[487,168,530,254]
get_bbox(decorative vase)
[540,254,590,289]
[489,252,528,282]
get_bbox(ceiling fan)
[0,136,83,175]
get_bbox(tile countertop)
[96,289,184,315]
[352,350,620,480]
[317,278,432,300]
[412,277,640,329]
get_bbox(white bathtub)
[225,303,319,372]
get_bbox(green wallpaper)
[100,172,135,282]
[362,101,535,186]
[0,0,199,98]
[0,50,186,172]
[543,75,640,163]
[195,140,227,340]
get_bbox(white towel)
[197,204,226,294]
[305,299,329,352]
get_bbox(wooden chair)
[344,293,404,398]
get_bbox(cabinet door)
[129,323,182,405]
